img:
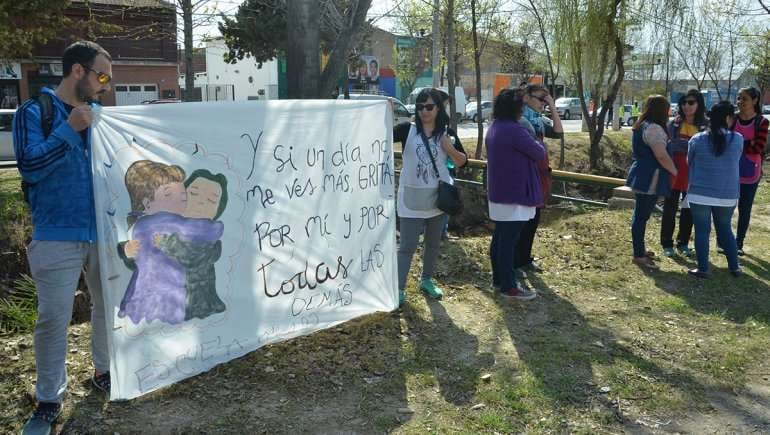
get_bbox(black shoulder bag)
[418,132,463,216]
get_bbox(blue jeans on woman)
[736,181,760,249]
[490,220,527,290]
[690,202,740,273]
[631,193,658,258]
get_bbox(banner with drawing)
[90,100,398,400]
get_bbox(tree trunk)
[471,0,483,159]
[319,0,372,98]
[287,0,320,99]
[432,0,441,88]
[445,0,457,131]
[182,0,194,101]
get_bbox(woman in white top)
[394,88,467,306]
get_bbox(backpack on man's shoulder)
[20,93,55,204]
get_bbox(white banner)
[91,100,397,400]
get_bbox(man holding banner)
[13,41,113,435]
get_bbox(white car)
[337,94,412,125]
[465,100,492,122]
[553,97,582,120]
[0,109,15,161]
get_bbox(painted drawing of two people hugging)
[117,160,228,326]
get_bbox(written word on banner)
[91,100,397,400]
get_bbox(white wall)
[179,38,279,100]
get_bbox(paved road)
[456,119,592,139]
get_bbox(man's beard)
[75,77,99,102]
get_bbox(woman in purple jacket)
[486,89,546,300]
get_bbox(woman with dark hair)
[392,88,467,305]
[626,95,678,269]
[486,89,545,300]
[726,86,769,255]
[660,89,707,257]
[687,101,743,278]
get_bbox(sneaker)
[677,245,695,257]
[92,372,111,394]
[523,261,543,273]
[398,289,406,306]
[633,256,659,270]
[662,247,676,257]
[737,248,745,256]
[419,279,443,299]
[22,402,61,435]
[730,268,742,277]
[687,268,709,279]
[499,287,537,301]
[644,251,657,259]
[514,268,528,279]
[717,247,726,255]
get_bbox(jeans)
[736,181,760,248]
[631,193,658,258]
[29,241,108,403]
[514,208,541,269]
[398,214,448,291]
[660,190,693,249]
[490,220,527,290]
[690,203,740,272]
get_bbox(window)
[144,85,156,92]
[115,86,128,92]
[129,86,141,92]
[0,114,13,131]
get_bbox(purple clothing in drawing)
[118,212,224,325]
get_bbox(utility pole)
[181,0,194,101]
[431,0,440,87]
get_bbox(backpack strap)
[36,93,55,139]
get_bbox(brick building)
[3,0,178,108]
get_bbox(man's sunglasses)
[529,94,547,103]
[682,99,697,106]
[416,103,436,112]
[82,64,111,84]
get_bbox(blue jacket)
[626,122,671,196]
[687,129,743,200]
[13,87,97,241]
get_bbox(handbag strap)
[419,132,442,179]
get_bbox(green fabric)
[156,233,226,320]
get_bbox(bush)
[0,274,37,334]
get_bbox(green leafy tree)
[0,0,71,61]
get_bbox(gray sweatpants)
[28,241,109,403]
[397,214,448,291]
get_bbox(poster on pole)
[90,100,398,400]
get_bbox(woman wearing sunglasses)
[392,88,467,306]
[660,89,707,258]
[486,89,545,300]
[726,87,769,256]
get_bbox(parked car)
[141,99,181,104]
[0,109,15,161]
[337,94,412,125]
[405,86,466,121]
[763,104,770,115]
[465,100,492,122]
[553,97,582,120]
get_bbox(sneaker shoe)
[737,248,745,256]
[22,402,61,435]
[499,287,537,301]
[730,268,742,277]
[514,268,528,279]
[398,289,406,307]
[717,247,726,255]
[677,245,695,257]
[633,256,659,270]
[419,279,443,299]
[523,260,543,273]
[662,247,676,257]
[92,372,111,394]
[687,268,709,279]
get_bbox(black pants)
[514,208,541,269]
[660,190,693,249]
[736,181,760,248]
